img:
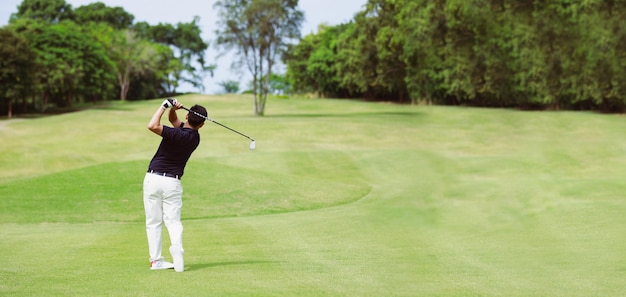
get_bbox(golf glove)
[162,98,176,109]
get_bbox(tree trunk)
[120,84,129,100]
[252,77,259,116]
[253,92,259,115]
[43,92,49,112]
[259,66,271,116]
[118,68,132,101]
[8,98,12,118]
[21,96,27,113]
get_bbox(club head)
[249,140,256,150]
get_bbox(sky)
[0,0,366,94]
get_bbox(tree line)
[285,0,626,111]
[0,0,212,117]
[6,0,623,118]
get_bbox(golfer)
[143,98,207,272]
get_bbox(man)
[144,98,207,272]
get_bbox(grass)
[1,94,626,296]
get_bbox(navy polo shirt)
[148,124,200,178]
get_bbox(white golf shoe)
[150,259,174,270]
[169,245,184,272]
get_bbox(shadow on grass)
[266,111,423,118]
[0,102,134,121]
[188,260,279,271]
[91,103,136,111]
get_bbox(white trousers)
[143,173,184,261]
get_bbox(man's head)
[187,105,207,129]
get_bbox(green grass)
[1,94,626,296]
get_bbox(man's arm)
[148,99,176,135]
[147,106,166,136]
[168,102,183,128]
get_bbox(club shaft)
[181,106,254,141]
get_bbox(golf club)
[168,99,256,150]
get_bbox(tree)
[396,0,445,104]
[214,0,304,116]
[267,73,291,95]
[15,20,114,109]
[134,17,214,94]
[110,30,164,100]
[362,0,409,101]
[73,2,134,29]
[10,0,74,24]
[284,29,318,94]
[128,44,181,100]
[218,80,240,93]
[77,23,118,103]
[286,24,337,97]
[335,19,373,98]
[0,27,37,117]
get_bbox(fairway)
[1,95,626,296]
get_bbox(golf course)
[1,94,625,296]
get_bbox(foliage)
[218,80,241,94]
[134,17,215,94]
[110,30,165,100]
[10,0,626,113]
[285,0,626,111]
[243,73,291,95]
[266,72,291,95]
[1,0,211,116]
[72,2,134,29]
[214,0,303,116]
[11,19,116,109]
[0,27,37,117]
[10,0,74,24]
[285,24,345,97]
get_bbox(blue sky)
[0,0,366,94]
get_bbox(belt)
[147,170,180,180]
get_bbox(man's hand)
[162,98,177,109]
[172,99,183,110]
[168,99,184,128]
